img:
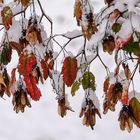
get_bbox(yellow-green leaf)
[129,97,140,128]
[71,81,81,96]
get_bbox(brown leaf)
[9,41,24,55]
[118,105,133,133]
[14,0,30,7]
[122,63,131,80]
[26,25,42,45]
[103,36,115,55]
[104,0,114,5]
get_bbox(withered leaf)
[1,6,13,30]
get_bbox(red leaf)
[18,52,37,75]
[61,57,78,87]
[40,59,49,80]
[24,75,41,101]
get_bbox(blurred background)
[0,0,140,140]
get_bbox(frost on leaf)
[18,52,37,75]
[24,75,41,101]
[1,6,13,30]
[61,57,78,87]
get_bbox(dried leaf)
[26,25,42,45]
[9,41,24,55]
[1,6,13,30]
[110,9,120,21]
[82,12,98,40]
[40,59,49,80]
[61,57,78,87]
[14,0,30,7]
[122,63,131,80]
[103,36,115,55]
[80,99,101,129]
[118,105,134,133]
[3,68,10,97]
[103,77,110,93]
[104,0,114,5]
[12,88,31,113]
[74,0,82,26]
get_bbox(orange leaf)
[74,0,82,26]
[61,57,78,87]
[24,75,41,101]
